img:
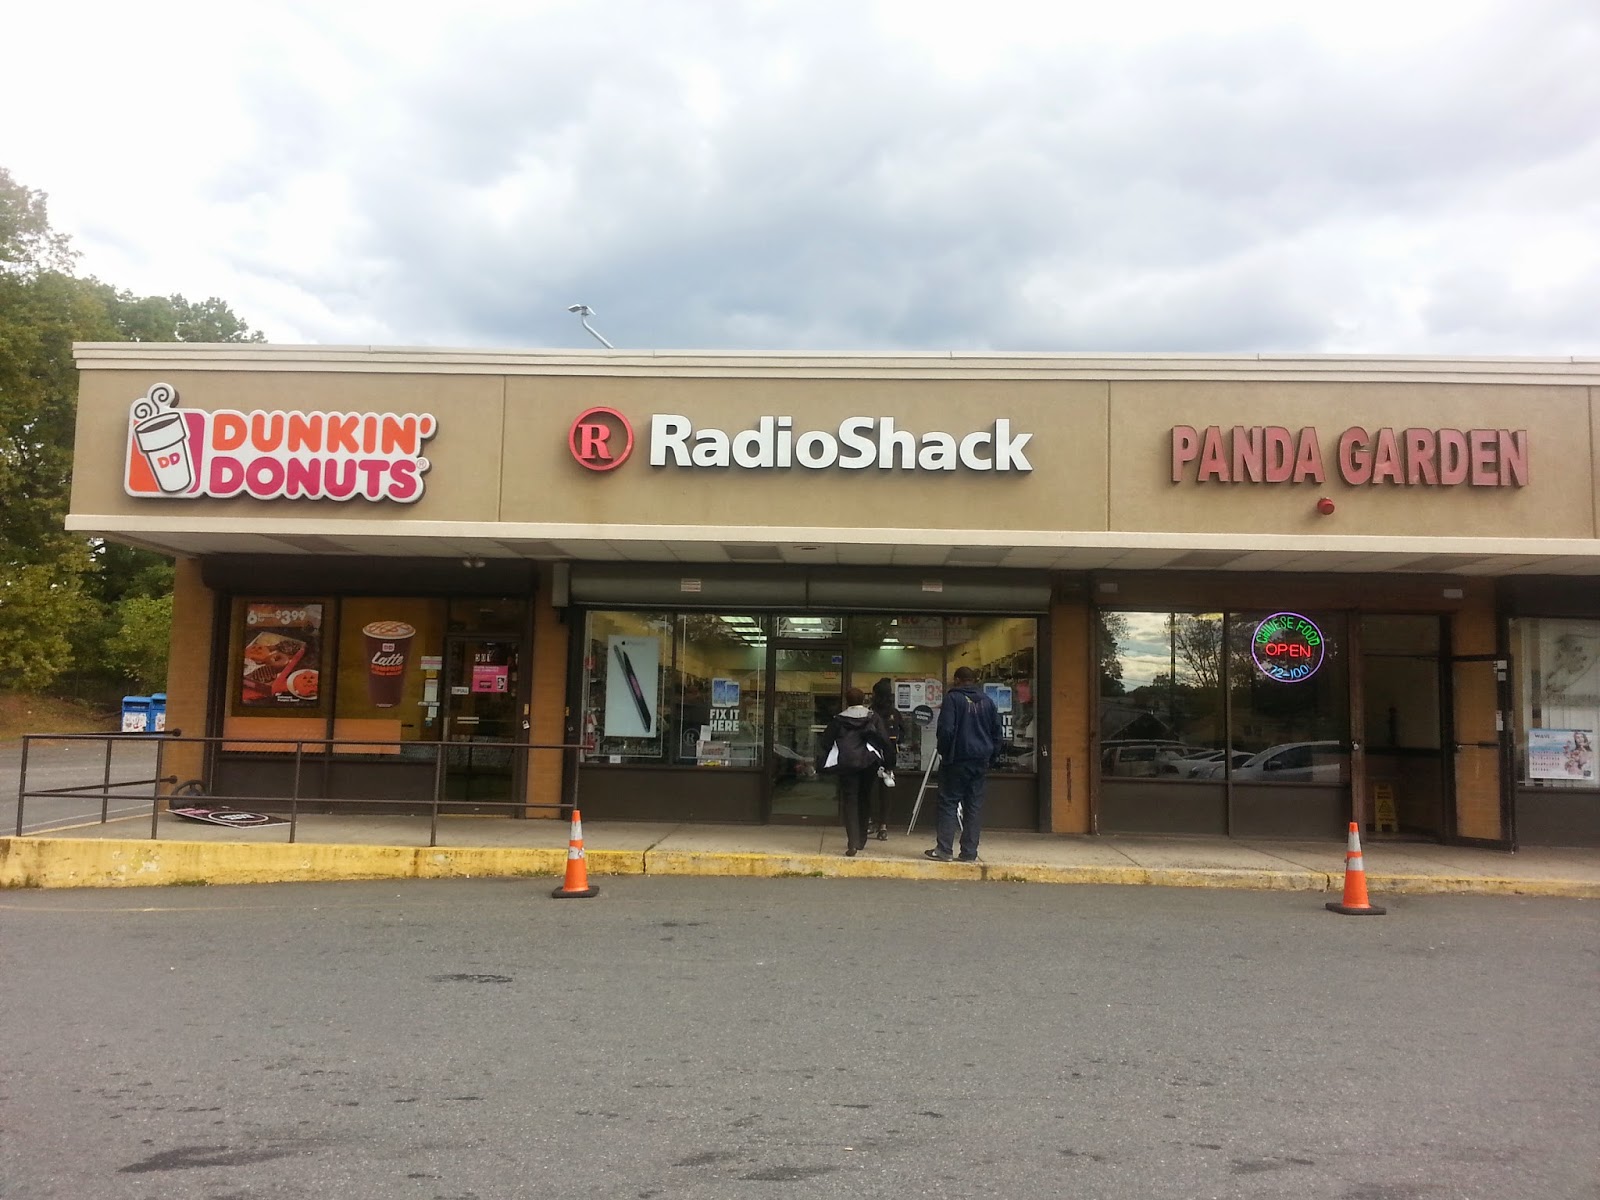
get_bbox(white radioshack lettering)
[646,415,1033,473]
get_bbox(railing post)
[150,734,167,840]
[429,742,445,848]
[15,735,30,837]
[100,736,115,824]
[290,742,304,845]
[570,742,582,815]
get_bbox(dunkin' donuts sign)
[124,383,436,502]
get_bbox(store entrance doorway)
[442,636,522,812]
[768,641,848,822]
[1357,615,1446,841]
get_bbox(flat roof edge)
[70,343,1600,384]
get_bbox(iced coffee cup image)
[363,620,416,707]
[133,411,194,493]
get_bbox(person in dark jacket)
[925,666,1003,863]
[816,687,892,856]
[868,677,906,839]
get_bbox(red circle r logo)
[569,407,633,471]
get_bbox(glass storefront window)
[1099,612,1225,778]
[580,611,676,764]
[846,615,1037,774]
[230,600,329,715]
[849,616,946,773]
[946,616,1037,773]
[1227,611,1348,783]
[579,610,1038,774]
[1511,618,1600,788]
[221,597,332,751]
[1098,610,1348,783]
[333,597,449,755]
[222,595,512,758]
[673,615,767,767]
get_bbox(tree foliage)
[0,166,263,697]
[105,594,175,692]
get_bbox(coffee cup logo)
[362,620,416,707]
[130,383,193,493]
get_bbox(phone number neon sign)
[1252,612,1326,683]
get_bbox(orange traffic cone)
[551,809,600,899]
[1325,821,1385,916]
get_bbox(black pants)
[837,768,874,850]
[870,772,893,831]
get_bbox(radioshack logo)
[569,406,634,471]
[569,407,1035,475]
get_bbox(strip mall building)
[67,345,1600,848]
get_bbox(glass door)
[442,637,522,811]
[768,645,846,822]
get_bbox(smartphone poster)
[606,635,661,738]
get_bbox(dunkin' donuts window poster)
[334,598,446,732]
[239,602,324,709]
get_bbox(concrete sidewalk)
[3,810,1598,896]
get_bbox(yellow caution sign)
[1372,782,1399,833]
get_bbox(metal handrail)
[13,732,583,847]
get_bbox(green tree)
[0,166,262,696]
[0,564,97,691]
[105,594,174,692]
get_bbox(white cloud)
[6,0,1597,351]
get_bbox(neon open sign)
[1252,612,1326,683]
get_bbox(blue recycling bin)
[149,693,167,732]
[120,695,151,733]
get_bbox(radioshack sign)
[125,383,436,502]
[569,407,1033,473]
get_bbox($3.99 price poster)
[241,602,324,707]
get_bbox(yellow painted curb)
[3,837,1595,897]
[0,837,643,889]
[643,850,979,880]
[1365,872,1600,899]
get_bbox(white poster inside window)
[1528,728,1596,781]
[605,635,661,738]
[1539,622,1600,703]
[1526,619,1600,783]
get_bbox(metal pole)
[150,735,167,839]
[100,736,114,824]
[567,304,614,348]
[289,742,304,845]
[429,743,445,847]
[15,736,30,836]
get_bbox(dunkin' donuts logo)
[124,383,436,502]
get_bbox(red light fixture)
[1316,497,1336,515]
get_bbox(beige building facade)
[68,345,1600,846]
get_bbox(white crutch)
[905,750,941,835]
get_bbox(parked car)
[1171,748,1254,779]
[1100,740,1189,778]
[1227,740,1346,783]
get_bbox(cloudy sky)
[7,0,1598,352]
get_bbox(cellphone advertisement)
[605,636,661,738]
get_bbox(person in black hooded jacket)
[816,687,892,856]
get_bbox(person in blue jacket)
[925,666,1003,863]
